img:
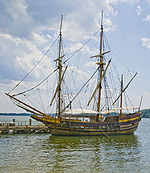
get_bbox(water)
[0,117,150,173]
[0,116,42,125]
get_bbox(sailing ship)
[6,13,141,136]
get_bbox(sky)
[0,0,150,113]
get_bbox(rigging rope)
[103,32,135,77]
[9,29,100,96]
[37,88,45,113]
[9,35,59,94]
[125,93,134,108]
[12,68,58,97]
[63,29,101,64]
[142,121,150,127]
[62,67,99,111]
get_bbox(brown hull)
[49,122,139,136]
[31,112,141,136]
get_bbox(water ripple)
[0,119,150,172]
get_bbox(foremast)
[97,11,104,113]
[57,15,63,119]
[5,15,66,120]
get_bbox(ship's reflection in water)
[42,134,141,172]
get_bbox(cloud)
[0,33,27,82]
[108,0,139,4]
[143,14,150,23]
[15,41,50,79]
[0,31,54,85]
[136,5,143,16]
[84,61,97,68]
[141,37,150,49]
[142,92,150,109]
[131,92,150,109]
[0,0,117,84]
[103,17,117,32]
[0,0,138,40]
[0,0,138,88]
[0,0,35,39]
[0,0,143,112]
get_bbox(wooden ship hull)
[31,112,141,136]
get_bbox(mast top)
[101,10,103,27]
[60,15,63,33]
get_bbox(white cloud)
[0,31,54,86]
[131,92,150,109]
[14,37,54,80]
[0,33,24,45]
[143,15,150,23]
[67,43,98,57]
[108,0,139,4]
[0,0,139,41]
[142,92,150,109]
[0,91,23,113]
[33,33,47,46]
[0,0,35,39]
[84,61,97,68]
[136,6,143,16]
[63,20,87,42]
[0,0,144,112]
[67,43,83,53]
[0,0,117,85]
[7,0,29,21]
[67,66,90,86]
[104,18,112,26]
[141,37,150,49]
[103,17,118,32]
[51,0,119,42]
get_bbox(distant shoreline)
[0,113,31,116]
[0,109,150,118]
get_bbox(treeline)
[0,109,150,118]
[141,109,150,118]
[0,113,31,116]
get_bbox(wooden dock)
[0,119,50,134]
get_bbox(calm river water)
[0,117,150,173]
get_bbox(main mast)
[87,11,111,118]
[58,15,63,119]
[97,11,104,113]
